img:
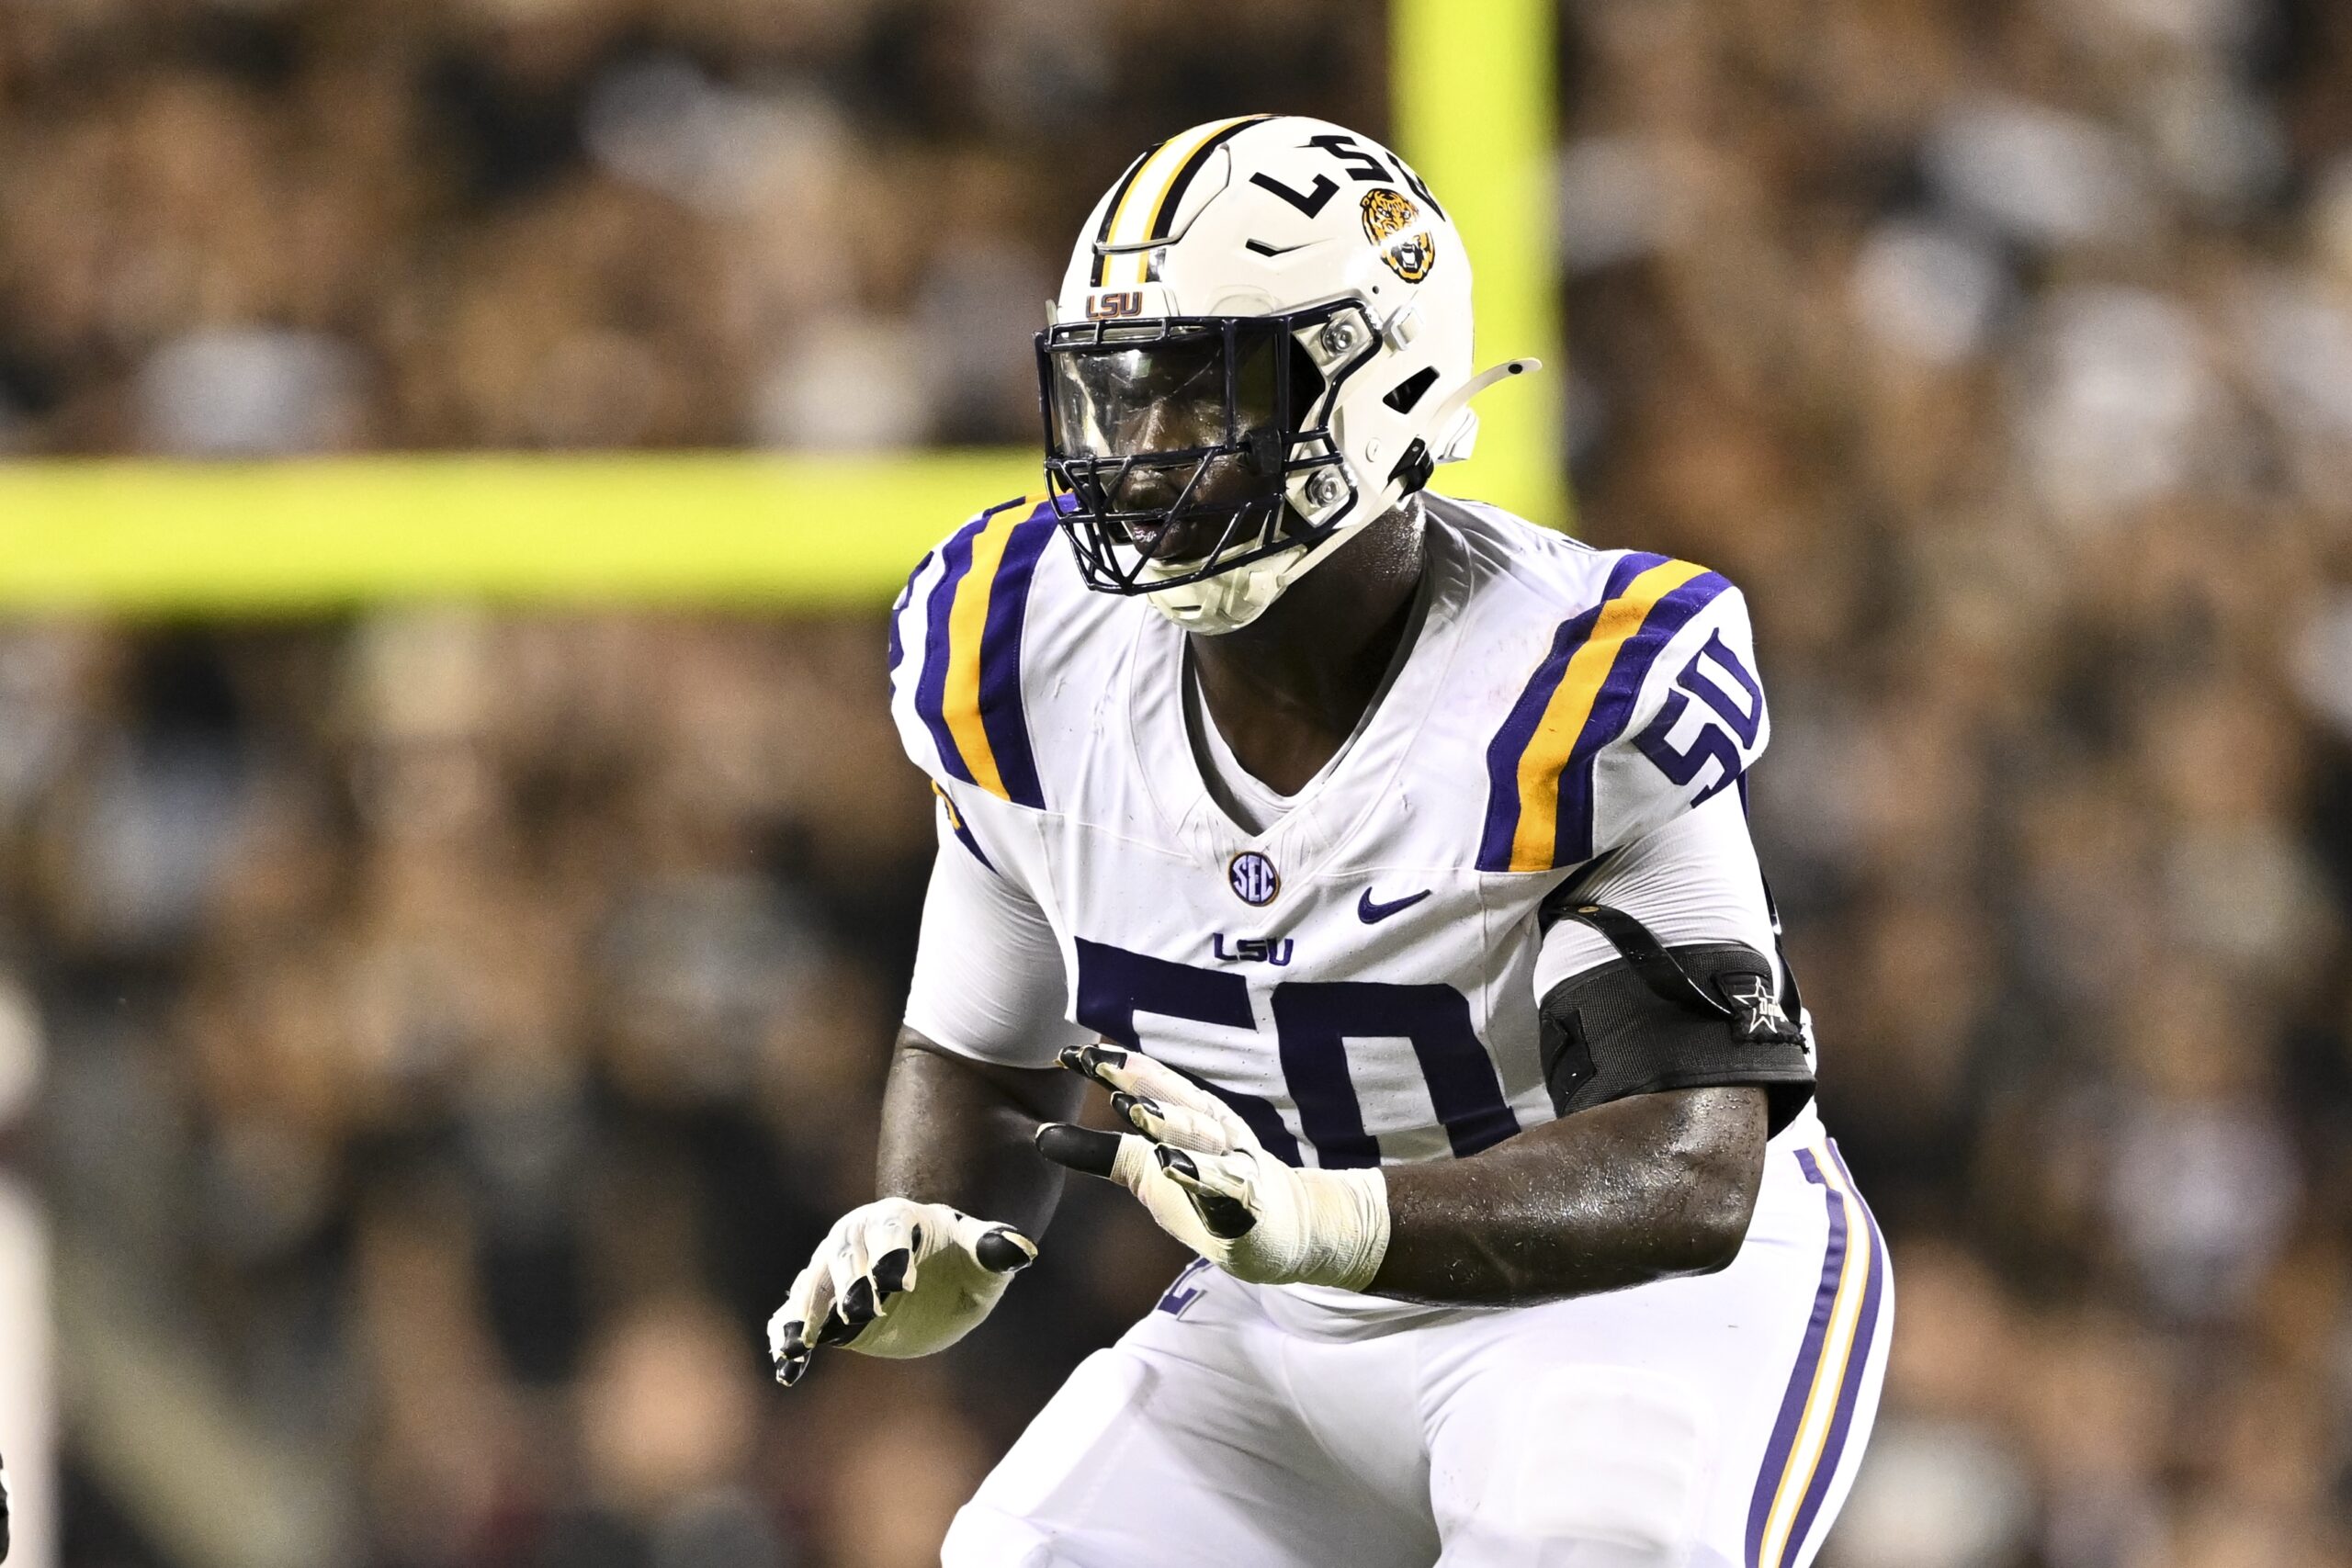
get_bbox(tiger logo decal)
[1360,187,1435,283]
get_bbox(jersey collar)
[1124,502,1476,885]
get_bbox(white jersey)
[891,495,1883,1568]
[888,492,1815,1170]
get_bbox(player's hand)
[767,1198,1036,1387]
[1035,1043,1390,1292]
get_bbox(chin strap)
[1150,493,1405,635]
[1429,357,1542,464]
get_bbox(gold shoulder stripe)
[1506,558,1708,872]
[939,496,1045,800]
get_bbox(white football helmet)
[1036,114,1538,634]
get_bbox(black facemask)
[1035,304,1375,596]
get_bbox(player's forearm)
[876,1028,1085,1236]
[1368,1085,1768,1306]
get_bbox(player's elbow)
[1657,1162,1759,1277]
[1675,1179,1758,1275]
[1651,1087,1769,1276]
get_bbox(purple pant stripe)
[1746,1148,1847,1568]
[1781,1143,1890,1564]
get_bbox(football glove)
[767,1198,1035,1387]
[1035,1043,1390,1292]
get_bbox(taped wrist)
[1537,905,1814,1134]
[1293,1165,1391,1292]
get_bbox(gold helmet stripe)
[1103,115,1272,284]
[1088,146,1158,288]
[1143,115,1276,245]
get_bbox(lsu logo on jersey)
[1360,187,1434,283]
[1210,933,1294,966]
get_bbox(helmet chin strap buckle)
[1429,357,1542,464]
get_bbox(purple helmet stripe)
[1146,115,1277,243]
[1088,147,1158,288]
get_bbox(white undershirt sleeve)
[1533,787,1781,999]
[902,812,1094,1068]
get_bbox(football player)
[771,115,1889,1568]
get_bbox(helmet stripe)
[1089,146,1159,288]
[1105,115,1273,284]
[1103,130,1216,278]
[1143,113,1277,246]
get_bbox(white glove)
[1035,1043,1391,1291]
[767,1198,1035,1386]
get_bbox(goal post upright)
[0,5,1560,612]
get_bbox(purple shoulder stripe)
[1475,552,1668,873]
[912,514,992,787]
[975,507,1055,810]
[887,548,934,677]
[932,782,998,874]
[1549,568,1729,863]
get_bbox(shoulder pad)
[1476,552,1766,871]
[888,495,1064,810]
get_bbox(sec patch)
[1227,852,1279,906]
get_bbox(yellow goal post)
[0,0,1562,614]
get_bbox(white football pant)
[944,1136,1889,1568]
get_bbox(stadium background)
[4,1,2352,1565]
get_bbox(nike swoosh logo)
[1358,887,1432,923]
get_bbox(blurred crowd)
[0,0,1376,455]
[2,608,1193,1568]
[1555,3,2352,1566]
[4,0,2352,1566]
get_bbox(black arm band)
[1537,902,1815,1136]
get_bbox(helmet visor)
[1035,306,1361,596]
[1044,323,1283,462]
